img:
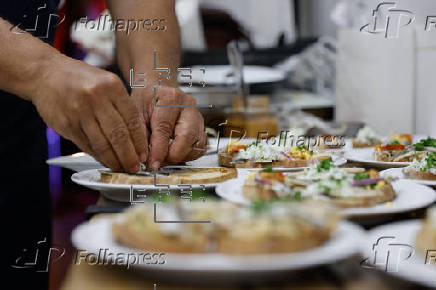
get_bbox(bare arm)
[107,0,180,87]
[108,0,207,168]
[0,18,148,173]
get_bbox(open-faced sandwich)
[242,159,396,208]
[100,168,237,185]
[218,140,331,168]
[416,206,436,255]
[374,137,435,162]
[403,152,436,180]
[353,126,382,148]
[112,200,340,254]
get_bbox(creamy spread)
[406,154,436,174]
[356,126,380,144]
[236,143,285,161]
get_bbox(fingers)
[183,129,207,162]
[79,114,122,172]
[112,93,149,163]
[94,102,141,173]
[148,88,181,168]
[166,109,204,164]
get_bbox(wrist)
[29,49,64,104]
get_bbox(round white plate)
[183,65,285,85]
[380,168,436,187]
[188,154,347,170]
[71,168,224,191]
[361,220,436,288]
[345,148,410,169]
[47,152,103,172]
[72,216,363,276]
[215,179,436,218]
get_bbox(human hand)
[132,86,207,168]
[32,56,148,173]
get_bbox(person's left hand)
[132,86,207,168]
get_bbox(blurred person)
[0,0,206,289]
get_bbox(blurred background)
[49,0,436,288]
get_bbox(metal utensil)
[227,41,248,110]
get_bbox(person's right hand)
[32,55,148,173]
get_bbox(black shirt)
[0,1,60,289]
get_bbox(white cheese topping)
[356,126,380,144]
[236,143,285,161]
[407,154,436,174]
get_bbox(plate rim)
[215,177,436,217]
[72,216,364,272]
[361,219,436,288]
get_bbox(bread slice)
[217,221,332,254]
[100,168,237,185]
[404,169,436,180]
[329,183,396,208]
[416,221,436,255]
[353,139,380,148]
[112,221,208,253]
[218,152,330,168]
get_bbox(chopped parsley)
[388,140,400,145]
[317,158,333,172]
[353,173,370,181]
[319,185,331,193]
[297,145,308,151]
[422,152,436,171]
[251,200,270,213]
[263,165,273,172]
[414,137,436,151]
[280,191,302,201]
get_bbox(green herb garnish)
[297,145,308,151]
[388,140,400,145]
[317,158,333,172]
[423,152,436,171]
[251,200,270,213]
[353,173,370,181]
[263,165,273,172]
[414,137,436,151]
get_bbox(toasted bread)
[404,169,436,181]
[329,183,396,208]
[352,139,380,148]
[100,168,237,185]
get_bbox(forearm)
[107,0,180,89]
[0,18,62,101]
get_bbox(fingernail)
[140,153,147,163]
[152,161,160,169]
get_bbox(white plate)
[47,152,103,172]
[71,168,224,191]
[72,216,363,277]
[188,154,346,169]
[46,138,251,172]
[345,148,410,169]
[380,168,436,187]
[215,179,436,218]
[182,65,285,85]
[361,220,436,288]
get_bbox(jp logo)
[361,236,414,272]
[360,2,415,39]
